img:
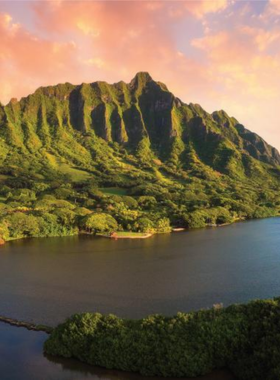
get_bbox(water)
[1,217,280,379]
[1,218,280,326]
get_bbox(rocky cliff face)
[0,72,279,180]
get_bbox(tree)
[80,213,118,234]
[134,217,155,233]
[0,223,9,241]
[121,196,138,209]
[155,218,171,233]
[215,207,233,225]
[138,196,157,209]
[1,212,40,239]
[53,208,76,225]
[184,210,206,229]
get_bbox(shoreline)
[0,215,279,245]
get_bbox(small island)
[44,297,280,380]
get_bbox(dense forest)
[45,297,280,380]
[0,72,280,242]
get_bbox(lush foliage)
[0,73,280,242]
[44,297,280,379]
[80,213,118,234]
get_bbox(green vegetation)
[99,187,128,196]
[44,297,280,379]
[0,72,280,242]
[80,213,118,234]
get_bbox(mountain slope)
[0,72,279,242]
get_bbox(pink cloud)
[191,26,280,94]
[0,1,217,104]
[267,0,280,15]
[0,11,78,104]
[186,0,228,18]
[191,23,280,148]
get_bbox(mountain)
[0,72,279,177]
[0,72,280,242]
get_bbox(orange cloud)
[186,0,228,18]
[191,24,280,147]
[267,0,280,15]
[191,27,280,96]
[241,26,280,52]
[0,11,78,104]
[26,1,215,100]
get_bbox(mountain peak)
[134,71,153,80]
[129,72,153,88]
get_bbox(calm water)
[1,218,280,326]
[0,218,280,379]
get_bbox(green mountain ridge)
[0,73,280,171]
[1,71,279,173]
[0,72,280,241]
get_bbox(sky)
[0,0,280,149]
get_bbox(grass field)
[45,153,91,182]
[97,231,152,239]
[114,232,149,236]
[58,164,91,182]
